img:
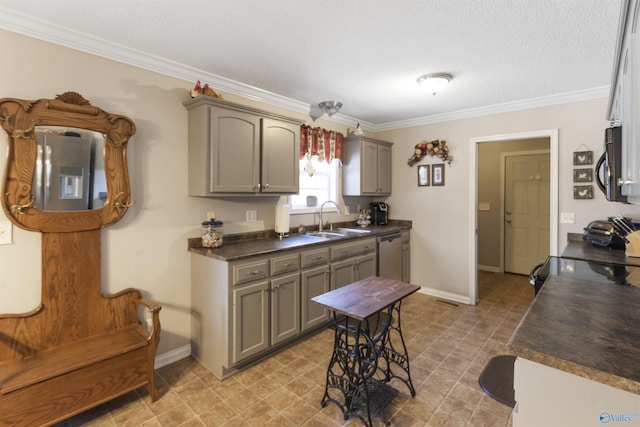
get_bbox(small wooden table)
[311,276,420,426]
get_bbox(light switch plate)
[478,202,490,211]
[0,221,13,244]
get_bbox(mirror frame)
[0,92,136,232]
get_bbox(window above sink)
[289,155,340,213]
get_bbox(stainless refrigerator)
[33,133,93,211]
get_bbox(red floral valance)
[300,125,344,164]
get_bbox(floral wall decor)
[407,139,451,166]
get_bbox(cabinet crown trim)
[183,96,305,125]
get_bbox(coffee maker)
[369,202,389,225]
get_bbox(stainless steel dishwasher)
[377,233,403,281]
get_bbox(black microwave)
[596,126,627,203]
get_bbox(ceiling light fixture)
[318,101,343,117]
[417,73,452,95]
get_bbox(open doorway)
[469,130,559,304]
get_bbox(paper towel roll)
[275,205,290,233]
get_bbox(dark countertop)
[562,233,640,266]
[508,236,640,395]
[188,220,411,261]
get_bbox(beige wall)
[0,30,353,356]
[2,29,640,358]
[477,138,549,270]
[377,99,640,302]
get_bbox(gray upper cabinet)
[184,97,303,195]
[261,119,300,193]
[343,135,393,196]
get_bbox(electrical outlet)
[0,221,12,244]
[560,212,575,224]
[246,210,257,222]
[206,210,216,220]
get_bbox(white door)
[504,153,550,275]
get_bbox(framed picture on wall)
[432,164,445,186]
[573,185,593,199]
[418,165,430,186]
[573,168,593,183]
[573,151,593,166]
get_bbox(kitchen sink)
[305,231,345,238]
[337,228,372,234]
[305,228,372,238]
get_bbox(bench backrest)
[0,230,142,361]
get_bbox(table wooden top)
[311,276,420,321]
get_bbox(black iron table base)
[320,302,415,426]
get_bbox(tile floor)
[55,271,533,426]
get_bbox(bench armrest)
[135,299,162,344]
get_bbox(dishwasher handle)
[378,233,401,243]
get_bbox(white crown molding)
[0,7,608,133]
[373,86,610,132]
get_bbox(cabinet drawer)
[301,247,330,268]
[330,238,376,261]
[271,254,300,276]
[232,259,269,285]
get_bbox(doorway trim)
[469,129,559,304]
[500,149,551,273]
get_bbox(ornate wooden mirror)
[0,92,135,232]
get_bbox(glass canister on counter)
[201,219,223,248]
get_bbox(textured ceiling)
[0,0,623,128]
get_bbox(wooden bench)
[0,92,162,426]
[0,231,162,427]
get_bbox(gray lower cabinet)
[190,236,378,379]
[270,272,300,344]
[300,247,331,330]
[330,238,377,289]
[331,254,377,289]
[301,265,331,330]
[232,279,269,363]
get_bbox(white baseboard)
[478,264,501,273]
[417,286,473,305]
[154,344,192,369]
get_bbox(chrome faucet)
[319,201,342,231]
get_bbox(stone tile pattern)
[53,272,532,426]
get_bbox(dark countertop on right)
[508,272,640,395]
[562,232,640,266]
[507,236,640,395]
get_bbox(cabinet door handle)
[264,183,270,188]
[248,270,263,276]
